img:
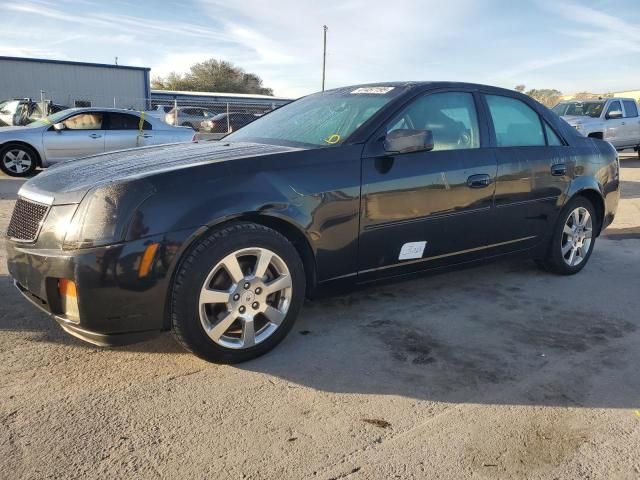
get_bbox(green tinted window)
[386,92,480,151]
[544,122,563,146]
[486,95,545,147]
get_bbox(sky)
[0,0,638,98]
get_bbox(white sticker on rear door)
[350,87,395,94]
[399,241,427,260]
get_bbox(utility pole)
[321,25,328,91]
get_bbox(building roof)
[0,55,150,72]
[151,89,292,101]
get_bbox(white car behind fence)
[0,107,195,176]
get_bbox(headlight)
[63,181,154,249]
[36,204,78,249]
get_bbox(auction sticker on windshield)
[351,87,395,94]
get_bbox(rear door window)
[485,95,545,147]
[108,112,151,130]
[623,100,639,118]
[544,121,563,146]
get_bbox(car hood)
[0,125,38,133]
[20,141,302,205]
[562,115,600,125]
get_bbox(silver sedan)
[0,107,195,177]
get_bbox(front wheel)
[0,144,37,177]
[537,197,597,275]
[171,222,306,363]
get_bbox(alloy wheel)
[561,206,593,267]
[2,149,33,174]
[198,247,293,349]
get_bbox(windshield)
[561,101,605,118]
[552,104,568,115]
[225,86,406,147]
[27,109,71,127]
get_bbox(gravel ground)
[1,154,639,480]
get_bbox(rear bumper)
[6,227,198,346]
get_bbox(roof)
[151,89,292,101]
[0,56,150,72]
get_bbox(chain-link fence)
[0,90,292,135]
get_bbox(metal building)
[150,89,292,111]
[0,56,150,110]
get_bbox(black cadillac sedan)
[5,82,619,363]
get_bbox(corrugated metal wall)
[0,59,148,109]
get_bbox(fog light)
[58,279,80,321]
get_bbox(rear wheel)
[537,197,597,275]
[0,144,37,177]
[171,222,306,363]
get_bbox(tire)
[537,196,597,275]
[0,143,38,177]
[171,222,306,363]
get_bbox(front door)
[620,100,640,147]
[603,100,625,148]
[42,112,105,163]
[358,90,497,281]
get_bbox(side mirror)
[384,129,434,154]
[606,110,623,120]
[53,122,65,131]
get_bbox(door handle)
[466,174,492,188]
[141,134,153,138]
[88,133,102,139]
[621,121,626,125]
[551,163,567,176]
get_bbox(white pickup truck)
[553,98,640,154]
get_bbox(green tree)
[526,88,563,107]
[514,84,526,93]
[152,59,274,95]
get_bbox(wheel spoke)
[5,152,16,161]
[567,246,577,265]
[263,274,292,296]
[15,151,26,161]
[580,210,590,227]
[563,224,573,236]
[200,288,231,305]
[222,253,244,284]
[206,312,237,341]
[254,250,273,279]
[561,242,573,255]
[584,228,593,239]
[263,305,285,326]
[572,210,580,226]
[241,319,255,347]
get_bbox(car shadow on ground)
[2,250,639,410]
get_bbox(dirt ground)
[1,154,639,480]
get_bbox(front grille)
[7,198,49,242]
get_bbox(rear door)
[621,100,640,146]
[104,112,154,151]
[483,93,571,252]
[42,111,105,162]
[358,90,497,280]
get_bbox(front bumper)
[6,228,198,346]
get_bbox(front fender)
[130,146,363,283]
